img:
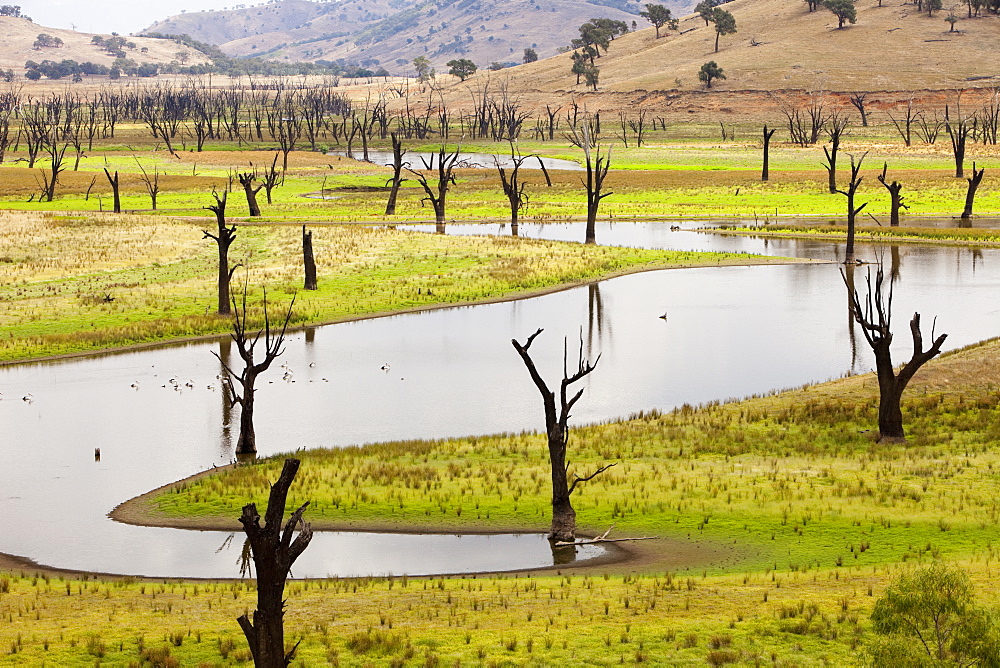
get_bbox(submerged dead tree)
[215,288,295,455]
[835,152,867,263]
[571,122,612,244]
[845,265,947,442]
[822,113,850,194]
[495,143,533,236]
[203,190,238,315]
[511,328,615,542]
[237,458,313,667]
[405,143,462,233]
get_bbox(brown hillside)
[503,0,1000,95]
[142,0,660,72]
[0,16,212,72]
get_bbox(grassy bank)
[707,223,1000,245]
[0,210,779,362]
[8,339,1000,665]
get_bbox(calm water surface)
[1,224,997,577]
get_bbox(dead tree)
[215,287,295,455]
[405,143,462,233]
[877,162,908,227]
[570,122,613,245]
[835,152,868,264]
[239,170,263,217]
[302,226,317,290]
[38,134,68,202]
[845,265,947,442]
[495,143,532,236]
[203,191,238,315]
[849,92,870,127]
[761,124,777,182]
[945,101,971,178]
[384,132,407,215]
[822,113,850,194]
[511,329,614,542]
[236,458,313,667]
[261,153,282,203]
[887,99,919,147]
[135,159,160,210]
[103,168,121,213]
[961,162,985,220]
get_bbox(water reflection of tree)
[844,263,860,371]
[586,283,608,358]
[890,245,901,284]
[218,336,233,457]
[551,543,578,565]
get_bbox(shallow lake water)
[1,224,998,577]
[328,149,581,171]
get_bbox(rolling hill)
[0,16,212,72]
[140,0,676,72]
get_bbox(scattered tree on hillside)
[961,163,985,220]
[33,34,63,49]
[925,0,943,15]
[236,458,313,666]
[698,61,726,88]
[523,47,538,63]
[412,56,433,82]
[583,63,600,91]
[835,152,867,263]
[711,8,737,52]
[945,12,960,30]
[640,4,679,38]
[805,0,822,12]
[761,123,777,181]
[447,58,477,81]
[824,0,857,28]
[867,564,1000,665]
[570,51,589,84]
[511,329,614,542]
[877,163,908,227]
[845,265,947,442]
[203,190,239,315]
[0,5,28,19]
[696,0,720,25]
[216,287,295,456]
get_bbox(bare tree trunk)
[878,162,907,227]
[302,226,317,290]
[384,133,406,215]
[237,458,313,667]
[203,191,238,315]
[104,168,121,213]
[961,163,985,220]
[835,153,868,263]
[762,124,776,182]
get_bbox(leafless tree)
[511,329,614,542]
[844,265,947,442]
[945,99,972,178]
[877,162,908,227]
[260,153,282,203]
[236,458,313,666]
[822,112,850,194]
[238,170,263,217]
[203,190,239,315]
[761,124,777,182]
[961,163,985,221]
[849,92,870,127]
[384,132,407,215]
[215,287,294,455]
[302,226,317,290]
[569,122,612,245]
[135,158,160,210]
[405,143,462,233]
[495,142,533,236]
[103,167,121,213]
[835,152,868,263]
[887,99,919,147]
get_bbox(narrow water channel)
[0,225,997,577]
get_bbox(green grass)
[707,224,1000,245]
[0,211,774,361]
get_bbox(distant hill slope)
[141,0,689,72]
[0,16,212,72]
[507,0,1000,94]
